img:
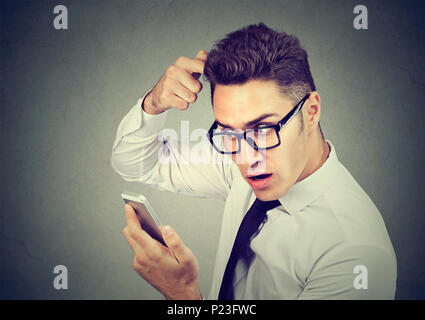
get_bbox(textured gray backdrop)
[1,0,424,299]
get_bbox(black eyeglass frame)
[207,93,310,155]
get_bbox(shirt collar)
[278,140,339,216]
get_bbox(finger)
[124,204,141,229]
[194,50,208,62]
[171,68,203,94]
[167,94,189,110]
[174,56,204,75]
[124,204,160,253]
[170,78,198,103]
[122,226,141,253]
[122,226,153,268]
[161,225,190,264]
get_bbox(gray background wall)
[1,0,424,299]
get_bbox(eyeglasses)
[207,93,310,154]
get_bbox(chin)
[253,188,278,201]
[254,183,289,201]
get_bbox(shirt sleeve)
[110,92,235,200]
[296,244,397,300]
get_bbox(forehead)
[212,79,293,128]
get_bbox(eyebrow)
[215,113,280,129]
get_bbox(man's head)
[204,23,327,201]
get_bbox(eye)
[255,126,272,134]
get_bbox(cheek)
[270,136,306,178]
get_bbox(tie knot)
[253,198,281,212]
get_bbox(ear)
[304,92,321,133]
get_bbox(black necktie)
[218,198,281,300]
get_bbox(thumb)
[193,50,208,81]
[194,49,208,62]
[161,225,187,263]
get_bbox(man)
[111,23,397,299]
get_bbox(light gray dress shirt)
[111,94,397,300]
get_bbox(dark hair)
[204,23,316,105]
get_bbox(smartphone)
[121,191,167,247]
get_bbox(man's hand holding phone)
[142,49,208,115]
[122,204,202,300]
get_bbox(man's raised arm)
[110,50,234,200]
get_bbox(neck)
[297,132,330,183]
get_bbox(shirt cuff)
[126,91,169,137]
[111,91,169,151]
[135,97,168,138]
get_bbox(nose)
[236,138,267,173]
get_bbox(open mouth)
[247,173,273,189]
[248,173,272,181]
